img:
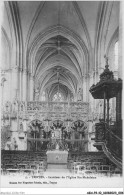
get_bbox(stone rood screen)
[26,101,89,120]
[26,101,89,112]
[2,100,89,131]
[2,101,89,122]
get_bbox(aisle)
[45,163,70,175]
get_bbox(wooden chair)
[110,167,122,177]
[73,162,82,173]
[97,165,111,176]
[4,163,19,174]
[17,163,29,173]
[5,164,15,169]
[76,164,86,175]
[37,161,45,174]
[89,165,98,175]
[67,160,74,170]
[92,162,101,166]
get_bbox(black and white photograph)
[0,1,123,194]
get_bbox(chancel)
[1,1,122,177]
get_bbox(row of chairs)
[76,164,122,177]
[68,158,107,168]
[1,160,47,175]
[68,155,106,164]
[1,157,47,168]
[2,153,47,163]
[1,151,47,175]
[2,155,46,160]
[69,153,105,160]
[68,160,122,177]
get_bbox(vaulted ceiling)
[1,1,119,101]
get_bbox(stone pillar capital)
[29,73,34,80]
[83,73,90,79]
[11,66,19,72]
[19,67,23,72]
[23,69,28,75]
[88,73,94,78]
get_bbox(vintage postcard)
[0,1,123,194]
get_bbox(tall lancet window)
[114,41,119,70]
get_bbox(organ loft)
[1,1,123,177]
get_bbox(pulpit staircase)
[94,122,122,170]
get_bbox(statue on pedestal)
[55,142,60,150]
[34,87,40,101]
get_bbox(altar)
[46,150,68,164]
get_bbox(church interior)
[1,1,123,177]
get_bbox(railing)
[94,121,122,166]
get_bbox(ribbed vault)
[33,33,86,101]
[1,1,120,102]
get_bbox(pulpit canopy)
[89,57,122,99]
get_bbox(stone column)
[118,1,123,79]
[19,68,23,101]
[11,67,19,101]
[22,69,27,101]
[82,75,87,101]
[86,74,89,102]
[1,76,7,107]
[27,72,30,101]
[96,71,99,84]
[116,2,123,138]
[89,73,94,110]
[29,73,34,101]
